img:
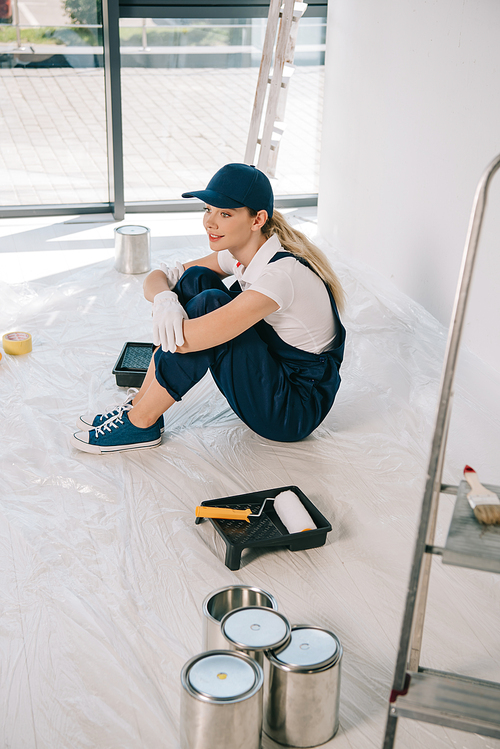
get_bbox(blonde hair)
[256,210,345,312]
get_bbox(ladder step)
[268,63,295,87]
[267,78,292,89]
[256,139,278,150]
[391,670,500,738]
[293,1,308,20]
[279,3,307,22]
[442,479,500,573]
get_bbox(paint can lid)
[222,607,290,651]
[185,652,260,701]
[271,626,342,671]
[115,225,149,235]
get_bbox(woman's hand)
[159,260,185,289]
[152,290,188,353]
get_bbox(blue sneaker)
[78,390,164,433]
[71,411,162,454]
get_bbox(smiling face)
[202,204,267,258]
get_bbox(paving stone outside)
[0,65,323,207]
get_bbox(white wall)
[318,0,500,373]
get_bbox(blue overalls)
[154,251,346,442]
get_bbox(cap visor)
[181,189,245,209]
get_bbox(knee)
[176,265,221,295]
[186,288,230,318]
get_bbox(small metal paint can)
[202,585,278,651]
[114,225,151,274]
[180,650,264,749]
[221,606,291,668]
[265,625,342,747]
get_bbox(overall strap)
[268,251,340,313]
[267,250,345,362]
[269,250,310,268]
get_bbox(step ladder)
[383,152,500,748]
[244,0,307,177]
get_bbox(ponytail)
[258,210,345,312]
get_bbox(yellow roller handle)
[195,506,252,523]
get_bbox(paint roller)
[196,491,316,534]
[273,490,317,534]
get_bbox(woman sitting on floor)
[71,163,346,453]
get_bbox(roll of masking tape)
[3,331,32,355]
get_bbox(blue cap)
[182,163,274,219]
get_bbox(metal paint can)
[221,606,291,668]
[180,650,264,749]
[114,225,151,274]
[202,585,278,651]
[265,625,342,747]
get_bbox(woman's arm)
[143,270,171,301]
[143,252,227,302]
[177,290,279,353]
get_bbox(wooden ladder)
[244,0,308,177]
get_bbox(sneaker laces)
[94,412,125,437]
[101,388,138,421]
[123,387,139,402]
[112,402,133,418]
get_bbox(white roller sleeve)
[273,490,317,534]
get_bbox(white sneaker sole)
[70,433,162,454]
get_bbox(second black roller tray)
[112,342,155,387]
[195,485,332,570]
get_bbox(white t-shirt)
[216,235,337,354]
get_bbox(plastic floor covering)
[1,210,499,749]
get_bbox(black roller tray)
[112,342,155,387]
[195,485,332,570]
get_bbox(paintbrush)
[463,465,500,525]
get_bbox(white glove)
[152,290,188,354]
[159,260,185,290]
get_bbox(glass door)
[0,0,108,207]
